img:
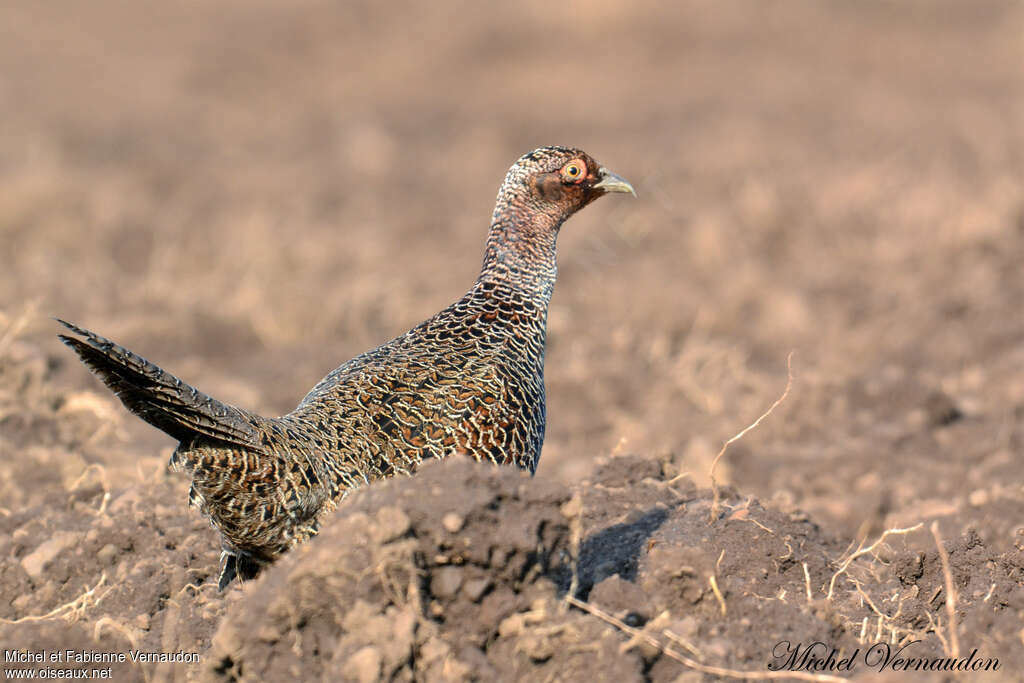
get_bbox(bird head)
[495,146,635,223]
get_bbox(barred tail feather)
[56,319,263,448]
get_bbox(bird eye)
[561,160,586,183]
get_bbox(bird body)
[59,146,634,588]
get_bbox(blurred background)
[3,0,1022,541]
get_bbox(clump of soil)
[202,456,1023,681]
[204,459,576,681]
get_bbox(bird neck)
[477,199,564,302]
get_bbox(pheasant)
[58,146,635,589]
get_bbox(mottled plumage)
[58,146,634,588]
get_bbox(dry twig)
[826,523,923,600]
[68,463,112,515]
[0,574,109,624]
[93,616,142,650]
[709,353,794,522]
[930,522,960,657]
[709,575,727,616]
[562,493,584,607]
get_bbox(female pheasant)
[58,146,635,589]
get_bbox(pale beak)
[593,167,636,197]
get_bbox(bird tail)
[56,319,264,449]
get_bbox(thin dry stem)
[709,352,794,522]
[665,471,692,486]
[826,523,923,600]
[0,574,108,624]
[849,578,895,622]
[663,628,703,659]
[930,522,960,657]
[567,595,846,682]
[68,463,112,515]
[174,582,216,600]
[745,516,775,534]
[564,493,584,607]
[727,498,776,534]
[925,611,950,655]
[93,616,142,650]
[709,575,727,616]
[844,577,920,647]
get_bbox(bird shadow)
[551,506,670,600]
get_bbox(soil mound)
[203,457,1023,681]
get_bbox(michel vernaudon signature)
[769,640,1000,674]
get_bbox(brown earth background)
[1,1,1023,681]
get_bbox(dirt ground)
[2,0,1023,680]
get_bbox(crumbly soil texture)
[2,1,1023,681]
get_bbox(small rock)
[442,512,464,533]
[463,577,492,602]
[925,391,962,427]
[560,493,583,519]
[419,637,452,665]
[968,489,989,507]
[478,587,517,627]
[347,646,382,683]
[498,613,527,638]
[590,574,653,621]
[431,566,464,599]
[96,543,119,565]
[490,547,508,568]
[517,634,554,662]
[371,506,411,544]
[21,531,79,579]
[440,656,473,680]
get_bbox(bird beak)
[593,167,636,197]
